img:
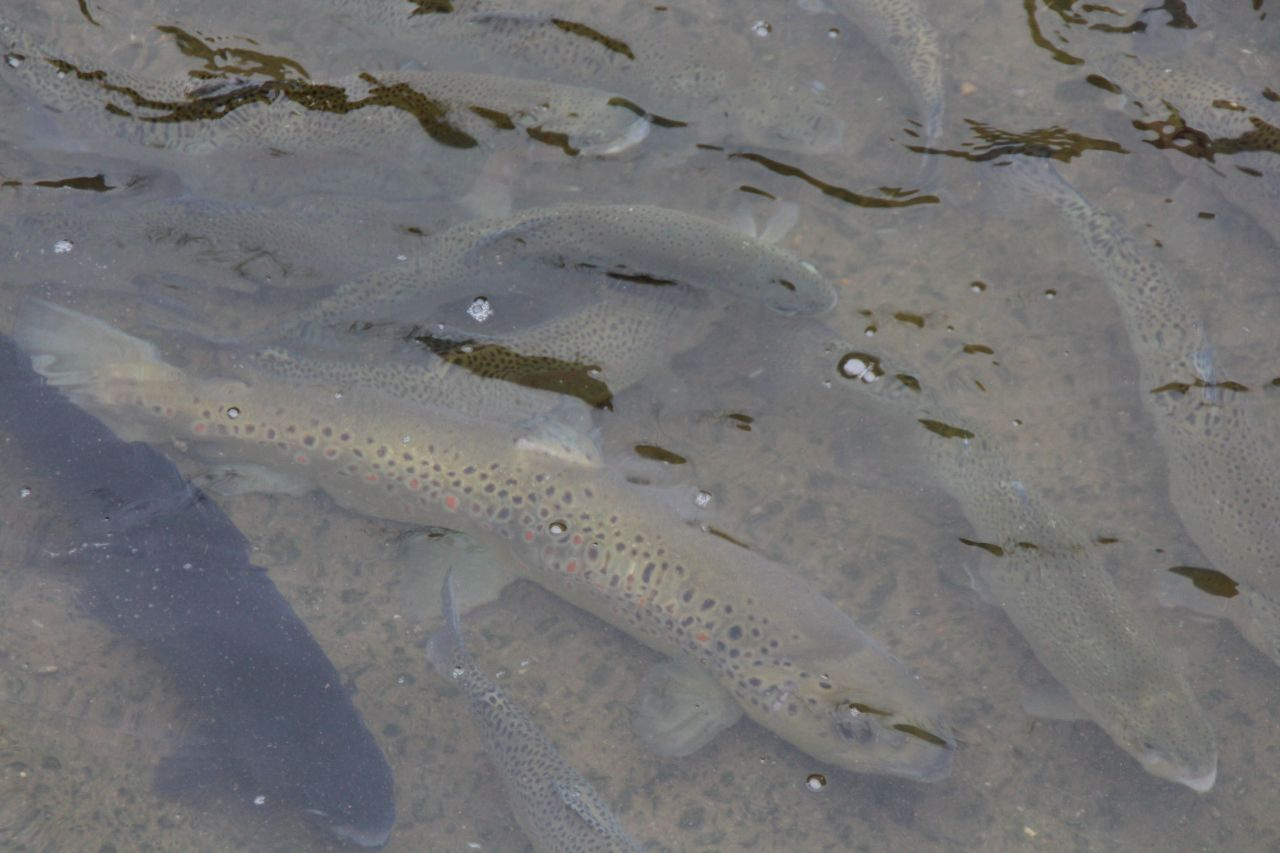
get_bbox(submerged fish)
[0,12,650,158]
[427,569,640,852]
[287,202,834,341]
[318,4,844,152]
[828,0,945,148]
[14,300,955,782]
[775,337,1217,791]
[0,331,396,846]
[1000,154,1280,669]
[1091,52,1280,172]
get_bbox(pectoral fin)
[630,659,742,757]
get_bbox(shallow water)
[2,0,1280,850]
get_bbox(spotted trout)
[754,331,1217,790]
[285,202,835,341]
[829,0,945,149]
[14,300,955,782]
[0,12,650,157]
[1000,154,1280,670]
[427,569,640,852]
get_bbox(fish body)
[288,202,834,342]
[427,570,640,853]
[0,13,649,157]
[829,0,944,148]
[0,331,396,847]
[816,341,1217,791]
[1093,53,1280,167]
[15,300,955,782]
[319,4,844,152]
[1001,155,1280,667]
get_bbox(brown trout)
[428,569,640,853]
[0,12,650,158]
[828,0,944,148]
[317,3,844,153]
[285,203,836,334]
[1000,154,1280,669]
[1091,52,1280,175]
[760,332,1217,790]
[14,299,955,782]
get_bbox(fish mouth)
[892,743,955,783]
[322,822,393,849]
[305,809,394,849]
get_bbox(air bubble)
[805,773,827,792]
[5,54,23,69]
[401,434,412,444]
[53,239,73,254]
[751,20,772,36]
[1044,289,1057,300]
[226,406,240,419]
[548,520,568,535]
[253,795,267,806]
[694,490,712,508]
[19,486,32,498]
[827,27,840,38]
[467,297,493,323]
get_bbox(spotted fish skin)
[810,339,1217,791]
[0,12,648,157]
[1093,53,1280,168]
[830,0,944,148]
[1001,155,1280,668]
[318,4,844,153]
[427,570,640,853]
[284,203,835,343]
[15,301,954,782]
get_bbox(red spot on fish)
[365,473,379,483]
[408,478,421,490]
[445,494,459,511]
[325,448,338,459]
[524,530,536,542]
[193,423,206,434]
[695,632,710,644]
[295,453,309,465]
[565,560,578,574]
[572,534,583,546]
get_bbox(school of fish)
[2,0,1279,849]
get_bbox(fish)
[999,154,1280,670]
[316,4,844,153]
[285,202,835,343]
[765,335,1218,791]
[14,299,956,783]
[1091,52,1280,173]
[0,330,397,847]
[827,0,945,150]
[426,568,641,853]
[0,194,427,294]
[0,12,651,158]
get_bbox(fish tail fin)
[425,567,465,677]
[14,300,183,413]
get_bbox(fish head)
[1100,683,1218,793]
[744,644,955,782]
[285,729,398,848]
[514,93,652,157]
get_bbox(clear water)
[1,0,1279,850]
